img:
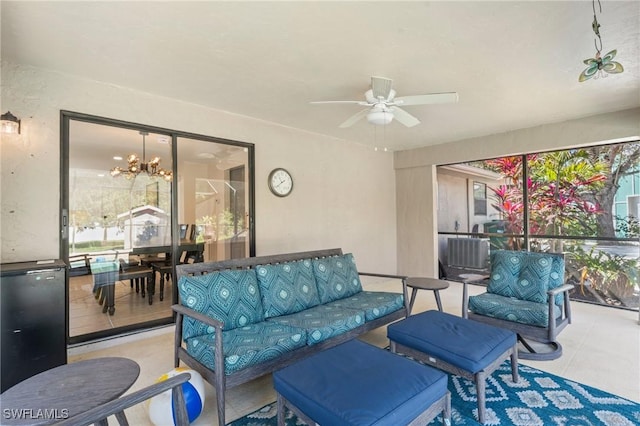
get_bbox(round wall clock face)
[268,168,293,197]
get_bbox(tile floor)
[69,273,174,337]
[68,277,640,425]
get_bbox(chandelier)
[110,131,173,181]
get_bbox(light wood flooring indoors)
[69,273,174,338]
[68,276,640,425]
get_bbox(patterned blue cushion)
[312,253,363,304]
[256,260,321,318]
[488,250,553,304]
[178,270,264,340]
[185,322,307,375]
[548,254,566,306]
[468,293,561,327]
[268,304,365,345]
[325,291,404,321]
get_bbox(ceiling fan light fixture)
[367,110,393,126]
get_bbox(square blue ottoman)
[387,310,518,424]
[273,339,451,426]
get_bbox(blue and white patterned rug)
[229,362,640,426]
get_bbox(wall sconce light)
[1,111,21,134]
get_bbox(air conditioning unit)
[447,238,489,270]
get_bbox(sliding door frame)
[61,110,255,344]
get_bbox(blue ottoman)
[387,310,518,424]
[273,339,450,426]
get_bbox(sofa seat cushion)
[488,250,553,304]
[312,253,363,304]
[468,292,561,327]
[273,339,448,426]
[185,322,307,375]
[178,269,264,340]
[325,291,404,321]
[256,259,320,318]
[268,304,365,345]
[387,310,516,374]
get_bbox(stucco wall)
[395,108,640,277]
[0,62,397,273]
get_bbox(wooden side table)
[406,277,451,313]
[0,357,140,425]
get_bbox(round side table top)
[406,277,451,291]
[1,357,140,425]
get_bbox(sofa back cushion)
[312,253,363,304]
[178,269,264,340]
[256,259,321,318]
[487,250,553,304]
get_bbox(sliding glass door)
[62,112,254,343]
[176,137,251,264]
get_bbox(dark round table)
[0,357,140,425]
[406,277,451,314]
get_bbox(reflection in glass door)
[176,137,251,264]
[66,118,173,342]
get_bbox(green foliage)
[196,210,244,241]
[566,244,639,295]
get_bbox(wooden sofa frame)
[173,248,409,426]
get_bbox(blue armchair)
[462,250,574,360]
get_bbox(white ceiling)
[2,1,639,151]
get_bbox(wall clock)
[268,168,293,197]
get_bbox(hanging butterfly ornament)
[579,50,624,82]
[579,0,624,82]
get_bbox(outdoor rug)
[228,361,640,425]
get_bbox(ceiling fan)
[311,76,458,128]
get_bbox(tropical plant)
[566,244,639,298]
[482,151,607,251]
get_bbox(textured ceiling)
[2,1,639,151]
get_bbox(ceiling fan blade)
[310,100,368,105]
[394,92,459,106]
[390,106,420,127]
[371,76,393,100]
[339,108,370,128]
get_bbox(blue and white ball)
[148,368,205,425]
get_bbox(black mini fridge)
[1,260,67,392]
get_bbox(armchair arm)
[54,373,191,426]
[546,283,575,337]
[548,283,574,328]
[548,284,574,296]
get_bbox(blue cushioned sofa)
[172,248,409,426]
